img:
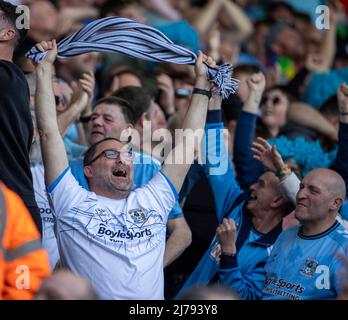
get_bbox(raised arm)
[251,137,289,175]
[233,72,266,190]
[55,6,99,39]
[192,0,224,36]
[35,40,86,187]
[252,137,301,229]
[161,53,214,193]
[57,71,94,139]
[252,137,299,204]
[287,101,338,142]
[141,0,181,21]
[219,0,253,41]
[193,0,253,42]
[316,1,340,71]
[331,83,348,191]
[201,94,244,221]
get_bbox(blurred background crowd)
[2,0,348,300]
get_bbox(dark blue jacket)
[233,111,265,191]
[178,111,281,299]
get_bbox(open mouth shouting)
[112,168,127,178]
[249,192,257,201]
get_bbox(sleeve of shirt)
[133,154,161,186]
[233,111,266,191]
[279,172,300,205]
[135,171,178,219]
[168,201,183,219]
[133,155,183,220]
[47,167,89,218]
[203,119,243,223]
[179,162,204,202]
[218,254,265,300]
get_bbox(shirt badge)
[210,242,221,263]
[129,209,147,224]
[300,258,319,277]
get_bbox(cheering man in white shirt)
[35,40,217,299]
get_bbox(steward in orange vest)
[0,183,50,299]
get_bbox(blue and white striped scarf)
[26,16,238,98]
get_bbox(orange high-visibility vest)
[0,183,50,299]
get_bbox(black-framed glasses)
[86,149,134,166]
[261,95,282,106]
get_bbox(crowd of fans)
[1,0,348,300]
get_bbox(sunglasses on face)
[86,149,134,166]
[261,95,282,106]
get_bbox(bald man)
[295,169,346,234]
[262,168,348,300]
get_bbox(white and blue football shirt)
[47,167,177,300]
[32,152,183,269]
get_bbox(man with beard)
[35,39,215,299]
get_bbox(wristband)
[192,87,212,99]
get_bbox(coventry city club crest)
[300,258,318,277]
[210,242,221,263]
[129,209,147,224]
